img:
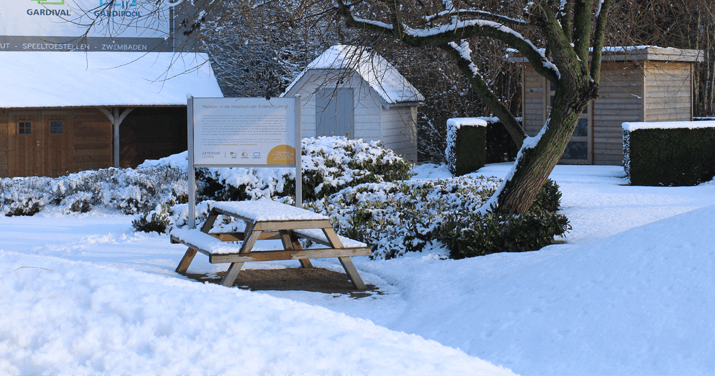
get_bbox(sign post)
[187,96,302,228]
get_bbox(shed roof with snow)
[283,45,423,161]
[0,52,223,108]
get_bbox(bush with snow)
[307,176,499,258]
[306,177,566,259]
[197,136,413,203]
[0,167,187,216]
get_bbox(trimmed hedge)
[446,118,487,176]
[485,118,519,163]
[624,124,715,186]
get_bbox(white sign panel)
[0,0,172,51]
[193,98,297,166]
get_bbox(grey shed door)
[316,88,354,137]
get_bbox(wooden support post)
[221,262,244,287]
[99,107,134,168]
[279,230,313,268]
[338,256,366,290]
[176,248,198,274]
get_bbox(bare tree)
[328,0,613,213]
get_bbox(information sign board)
[192,98,297,166]
[186,96,303,228]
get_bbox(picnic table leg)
[322,228,366,290]
[221,262,245,287]
[220,222,263,287]
[176,248,197,274]
[338,256,366,290]
[279,230,313,268]
[201,209,220,233]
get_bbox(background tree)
[329,0,613,213]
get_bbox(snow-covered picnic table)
[170,200,370,289]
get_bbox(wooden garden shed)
[283,45,424,162]
[0,52,222,178]
[514,46,703,165]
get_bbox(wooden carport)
[0,52,223,178]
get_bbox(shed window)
[50,121,63,134]
[19,122,31,134]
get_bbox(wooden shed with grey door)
[283,45,424,162]
[0,52,222,178]
[513,46,703,165]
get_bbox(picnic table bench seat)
[170,227,370,264]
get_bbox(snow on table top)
[623,121,715,131]
[0,52,223,108]
[211,200,329,222]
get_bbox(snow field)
[0,249,512,376]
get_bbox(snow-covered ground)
[2,163,715,375]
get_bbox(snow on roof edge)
[282,45,424,105]
[0,52,223,108]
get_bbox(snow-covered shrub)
[0,166,187,216]
[307,176,500,259]
[437,209,570,259]
[436,179,568,259]
[198,137,413,202]
[305,176,566,259]
[445,118,487,176]
[132,204,172,233]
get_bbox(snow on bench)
[292,228,368,248]
[171,228,262,255]
[171,227,370,262]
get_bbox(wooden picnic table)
[170,200,371,289]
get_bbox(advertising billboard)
[0,0,174,51]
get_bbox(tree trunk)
[495,70,599,213]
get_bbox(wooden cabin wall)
[522,64,546,137]
[381,106,418,162]
[643,61,692,122]
[293,72,383,141]
[2,108,111,178]
[592,62,645,165]
[120,107,187,168]
[0,109,7,177]
[71,109,112,173]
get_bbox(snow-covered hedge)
[437,179,569,259]
[623,121,715,186]
[198,137,413,202]
[445,118,487,176]
[0,167,187,216]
